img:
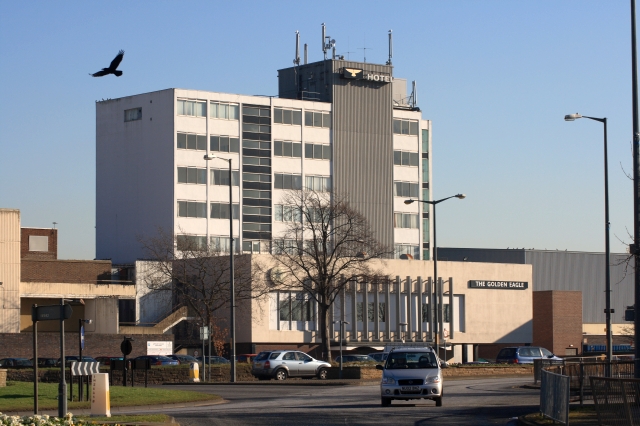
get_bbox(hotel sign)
[342,67,393,83]
[468,280,528,290]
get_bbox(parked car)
[32,357,58,368]
[59,356,97,366]
[133,355,179,366]
[0,358,33,368]
[236,354,257,363]
[495,346,562,364]
[94,356,123,366]
[168,354,200,365]
[252,350,330,381]
[197,356,229,365]
[335,355,373,363]
[377,346,444,407]
[368,353,388,363]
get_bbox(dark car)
[197,356,229,365]
[95,356,123,366]
[134,355,179,366]
[335,355,373,363]
[32,357,58,368]
[496,346,562,364]
[59,356,98,366]
[168,354,200,365]
[0,358,33,368]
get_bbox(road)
[156,377,539,425]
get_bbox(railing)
[534,359,565,384]
[559,360,635,403]
[540,368,570,425]
[591,376,640,425]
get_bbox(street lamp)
[565,112,612,375]
[78,318,92,401]
[404,194,465,357]
[334,320,349,379]
[203,154,236,382]
[399,322,408,343]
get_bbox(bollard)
[91,373,111,418]
[189,362,200,383]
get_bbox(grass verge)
[522,405,598,425]
[75,414,172,423]
[0,381,220,412]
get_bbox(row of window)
[393,181,419,198]
[393,119,419,136]
[274,205,301,222]
[177,167,240,186]
[305,111,331,128]
[177,201,240,219]
[177,100,240,120]
[394,213,419,229]
[124,108,142,122]
[176,234,238,252]
[395,244,420,259]
[356,302,450,323]
[394,150,419,167]
[274,108,302,125]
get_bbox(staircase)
[120,306,195,335]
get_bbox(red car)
[236,354,257,363]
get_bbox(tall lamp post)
[204,154,236,382]
[334,320,349,379]
[405,194,465,360]
[565,113,612,375]
[78,318,91,401]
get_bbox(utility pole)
[632,0,640,378]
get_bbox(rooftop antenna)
[332,45,336,60]
[304,43,308,64]
[358,35,371,63]
[411,80,417,108]
[52,222,57,229]
[321,23,335,60]
[294,31,301,66]
[386,30,393,65]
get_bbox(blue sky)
[0,1,636,259]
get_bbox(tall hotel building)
[96,57,432,264]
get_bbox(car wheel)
[435,396,442,407]
[317,368,328,380]
[275,369,288,381]
[381,397,391,407]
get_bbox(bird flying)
[91,50,124,77]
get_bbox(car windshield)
[255,352,270,361]
[497,348,516,358]
[386,352,438,369]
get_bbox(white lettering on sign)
[365,74,393,83]
[469,280,528,290]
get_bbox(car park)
[197,356,229,365]
[495,346,561,364]
[236,353,257,363]
[95,356,122,366]
[252,350,330,381]
[168,354,200,365]
[59,356,97,366]
[368,353,388,363]
[377,346,444,407]
[32,357,58,368]
[335,355,373,363]
[0,358,33,368]
[134,355,179,366]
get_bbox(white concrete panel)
[303,127,331,142]
[393,136,419,151]
[209,119,240,136]
[303,159,331,175]
[394,228,420,244]
[272,124,303,141]
[272,158,302,173]
[394,165,419,181]
[394,198,420,212]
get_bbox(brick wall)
[533,290,582,355]
[21,228,57,260]
[21,259,112,283]
[0,332,173,359]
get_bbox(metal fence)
[540,368,570,425]
[590,376,640,425]
[534,358,565,384]
[561,360,635,403]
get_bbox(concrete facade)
[0,209,21,333]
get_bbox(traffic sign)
[31,304,72,322]
[200,326,209,340]
[120,339,132,356]
[80,326,85,350]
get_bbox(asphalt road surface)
[158,377,539,426]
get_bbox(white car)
[377,347,444,407]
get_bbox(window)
[177,234,207,251]
[177,132,207,151]
[28,236,48,252]
[124,108,142,122]
[304,111,331,128]
[422,129,429,152]
[210,202,239,219]
[243,206,271,216]
[305,175,331,192]
[242,240,268,253]
[177,201,207,218]
[210,135,240,153]
[422,159,429,182]
[210,236,237,252]
[421,303,431,323]
[394,213,419,229]
[243,156,271,166]
[243,189,271,199]
[273,239,299,255]
[242,123,271,134]
[243,172,271,183]
[278,292,313,322]
[177,167,207,184]
[395,244,420,259]
[393,119,419,136]
[274,141,302,158]
[210,102,239,120]
[423,219,429,241]
[244,223,272,232]
[357,302,385,322]
[305,143,331,160]
[422,189,429,202]
[274,205,301,222]
[211,169,240,186]
[274,173,302,190]
[273,108,302,125]
[393,150,419,167]
[393,181,419,198]
[177,99,206,117]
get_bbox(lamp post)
[565,113,612,375]
[334,320,349,379]
[404,194,465,356]
[399,322,408,343]
[78,318,91,401]
[204,154,236,382]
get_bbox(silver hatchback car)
[377,347,443,406]
[252,350,331,381]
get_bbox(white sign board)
[147,341,173,356]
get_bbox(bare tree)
[138,228,267,340]
[271,190,393,361]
